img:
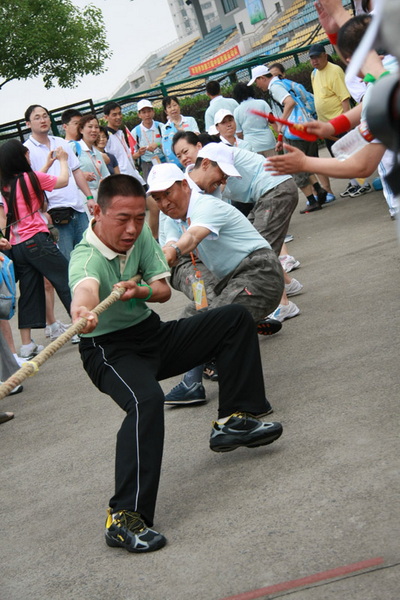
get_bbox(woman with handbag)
[0,139,73,360]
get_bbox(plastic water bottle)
[332,122,375,161]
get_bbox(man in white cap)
[130,99,166,238]
[248,64,331,214]
[131,99,166,181]
[214,109,251,149]
[69,173,283,554]
[148,154,284,405]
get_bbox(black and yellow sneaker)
[105,509,166,553]
[210,412,283,453]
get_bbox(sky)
[1,0,177,124]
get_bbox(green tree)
[0,0,110,90]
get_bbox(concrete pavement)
[1,176,399,600]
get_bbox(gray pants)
[248,179,298,255]
[171,248,284,321]
[0,330,19,381]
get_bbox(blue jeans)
[56,210,89,260]
[12,233,71,330]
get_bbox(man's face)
[93,195,146,253]
[197,160,228,194]
[173,138,201,168]
[255,75,271,91]
[139,107,154,125]
[63,116,81,140]
[26,107,51,136]
[105,107,123,130]
[216,115,236,139]
[310,52,328,70]
[151,181,190,220]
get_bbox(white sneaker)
[280,255,300,273]
[13,353,26,368]
[45,320,69,338]
[269,301,300,322]
[285,278,303,297]
[18,340,44,360]
[48,321,68,341]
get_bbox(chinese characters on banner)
[189,46,241,76]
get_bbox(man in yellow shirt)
[310,43,351,152]
[309,43,360,197]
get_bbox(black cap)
[309,43,326,57]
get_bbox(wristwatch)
[170,243,182,260]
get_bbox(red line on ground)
[220,557,384,600]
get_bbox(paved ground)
[2,174,400,600]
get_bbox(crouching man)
[69,174,283,554]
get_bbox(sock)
[350,179,358,187]
[313,181,322,192]
[183,365,203,387]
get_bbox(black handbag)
[48,207,73,225]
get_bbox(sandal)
[203,361,218,382]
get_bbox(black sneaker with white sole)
[105,509,166,553]
[210,412,283,453]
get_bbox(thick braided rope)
[0,274,141,401]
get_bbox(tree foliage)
[0,0,110,90]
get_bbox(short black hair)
[24,104,49,122]
[98,126,109,139]
[192,157,219,171]
[269,62,286,76]
[198,133,219,146]
[337,14,372,60]
[103,101,121,116]
[206,80,220,96]
[233,82,254,103]
[61,109,82,125]
[97,174,146,211]
[172,130,199,151]
[162,95,180,111]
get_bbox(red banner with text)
[189,46,241,76]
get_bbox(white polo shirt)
[24,135,85,212]
[105,129,145,184]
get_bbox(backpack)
[274,78,317,120]
[0,251,16,320]
[133,123,166,164]
[269,78,317,140]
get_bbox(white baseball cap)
[137,99,153,112]
[207,124,219,135]
[248,65,271,86]
[197,143,241,178]
[214,109,234,125]
[146,163,185,194]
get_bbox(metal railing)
[0,40,331,142]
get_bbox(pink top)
[1,171,57,244]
